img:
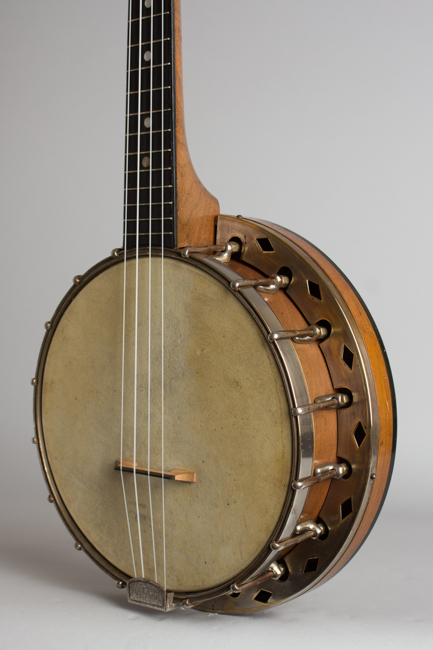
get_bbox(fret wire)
[128,149,171,154]
[129,12,170,22]
[125,218,174,222]
[125,185,173,190]
[128,129,172,136]
[129,63,171,72]
[129,38,170,47]
[128,86,171,94]
[126,109,170,117]
[123,201,173,205]
[125,167,171,174]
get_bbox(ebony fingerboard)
[124,0,177,250]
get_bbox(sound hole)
[229,592,241,599]
[342,345,354,370]
[304,558,319,573]
[253,589,273,604]
[353,422,366,448]
[340,497,353,521]
[256,237,275,252]
[307,280,322,301]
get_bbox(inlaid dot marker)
[144,51,151,62]
[142,156,150,168]
[145,0,152,7]
[144,117,151,128]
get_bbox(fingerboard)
[124,0,177,250]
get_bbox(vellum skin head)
[42,257,292,592]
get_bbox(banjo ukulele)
[32,0,396,614]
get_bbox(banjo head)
[38,252,294,595]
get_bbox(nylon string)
[120,0,137,578]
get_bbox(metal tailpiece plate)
[127,578,178,612]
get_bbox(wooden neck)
[123,0,219,251]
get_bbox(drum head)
[41,255,292,593]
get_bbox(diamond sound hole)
[342,345,354,370]
[256,237,275,252]
[353,422,366,448]
[253,589,273,604]
[304,557,319,573]
[307,280,322,300]
[340,497,353,520]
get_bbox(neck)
[124,0,176,249]
[123,0,220,251]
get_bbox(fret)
[125,167,171,174]
[128,131,171,138]
[123,201,173,208]
[126,185,173,190]
[126,108,170,117]
[130,12,169,22]
[128,86,171,95]
[129,63,171,73]
[127,129,172,136]
[129,38,170,47]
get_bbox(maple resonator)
[32,0,396,614]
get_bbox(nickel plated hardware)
[292,393,350,417]
[31,378,37,386]
[127,578,177,613]
[181,241,240,262]
[231,562,284,594]
[269,323,329,343]
[230,274,290,294]
[270,520,326,552]
[292,462,349,490]
[114,459,196,483]
[44,322,51,331]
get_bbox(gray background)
[1,0,432,647]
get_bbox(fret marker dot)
[144,51,151,62]
[144,117,151,128]
[145,0,152,7]
[142,156,150,168]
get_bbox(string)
[147,0,158,582]
[120,0,137,579]
[160,0,167,593]
[133,0,145,578]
